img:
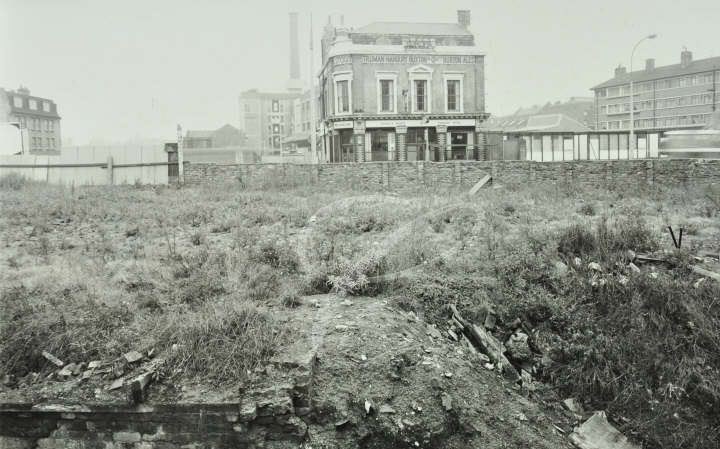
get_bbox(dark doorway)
[450,132,468,160]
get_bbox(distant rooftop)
[593,54,720,90]
[352,21,472,37]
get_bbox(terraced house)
[592,50,720,131]
[318,10,488,162]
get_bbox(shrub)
[245,264,279,301]
[0,173,27,190]
[578,203,596,216]
[328,251,387,296]
[249,237,299,272]
[557,224,596,257]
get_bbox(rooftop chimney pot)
[645,58,655,71]
[615,65,627,77]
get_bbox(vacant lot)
[1,174,719,448]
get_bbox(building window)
[380,79,394,112]
[376,73,397,114]
[272,100,279,112]
[42,101,50,112]
[333,72,352,115]
[273,124,280,134]
[50,120,54,131]
[13,96,23,108]
[444,74,463,113]
[337,80,349,113]
[408,65,433,113]
[19,117,26,128]
[29,99,37,110]
[414,80,427,112]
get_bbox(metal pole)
[309,13,318,163]
[629,34,657,154]
[177,124,184,184]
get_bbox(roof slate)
[352,22,472,36]
[592,56,720,90]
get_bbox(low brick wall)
[183,159,720,191]
[0,399,306,449]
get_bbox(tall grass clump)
[0,285,133,377]
[157,300,286,381]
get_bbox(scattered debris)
[628,262,640,273]
[334,418,350,429]
[126,371,155,404]
[563,398,584,416]
[108,378,124,391]
[447,329,459,341]
[449,304,520,381]
[570,411,639,449]
[588,262,602,272]
[506,331,532,363]
[42,351,64,367]
[554,261,569,277]
[123,350,143,364]
[469,174,492,195]
[364,400,373,415]
[441,394,453,411]
[379,404,396,414]
[427,324,443,339]
[690,265,720,283]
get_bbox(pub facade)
[318,10,489,163]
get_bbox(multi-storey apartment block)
[592,50,719,131]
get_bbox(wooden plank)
[468,174,491,195]
[691,265,720,282]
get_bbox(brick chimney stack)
[615,65,627,77]
[645,58,655,71]
[681,49,693,68]
[457,10,471,28]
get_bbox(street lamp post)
[629,34,657,156]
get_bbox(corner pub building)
[318,10,489,163]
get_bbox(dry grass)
[2,177,720,447]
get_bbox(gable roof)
[185,130,213,139]
[592,56,720,90]
[514,114,591,133]
[352,22,472,37]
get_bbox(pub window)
[447,80,459,111]
[43,101,50,112]
[414,80,427,112]
[335,78,351,114]
[444,75,463,113]
[29,99,37,110]
[379,79,394,112]
[13,96,23,107]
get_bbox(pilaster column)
[353,120,366,163]
[475,122,487,161]
[396,125,408,161]
[436,125,447,162]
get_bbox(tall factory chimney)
[287,12,303,91]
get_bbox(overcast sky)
[1,0,718,145]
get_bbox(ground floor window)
[450,132,468,160]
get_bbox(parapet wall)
[183,159,720,191]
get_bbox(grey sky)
[1,0,718,145]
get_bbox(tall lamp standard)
[629,34,657,156]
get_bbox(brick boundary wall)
[183,159,720,191]
[0,401,306,449]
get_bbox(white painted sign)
[365,118,476,128]
[333,120,354,129]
